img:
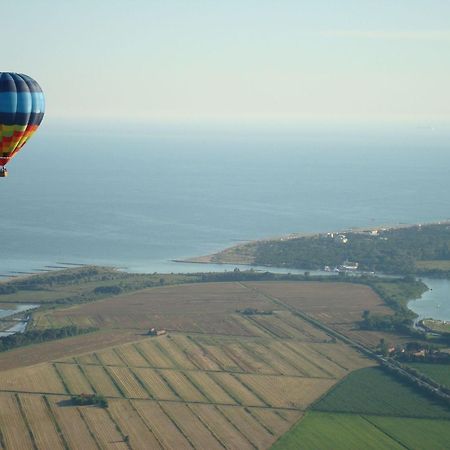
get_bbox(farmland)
[406,362,450,387]
[313,367,450,419]
[0,279,383,449]
[0,277,446,449]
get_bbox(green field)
[271,412,450,450]
[367,415,450,450]
[407,363,450,387]
[271,412,404,450]
[313,367,450,419]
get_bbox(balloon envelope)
[0,73,45,167]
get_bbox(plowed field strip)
[47,396,99,450]
[242,342,299,375]
[309,342,373,370]
[132,368,179,401]
[0,364,66,395]
[114,344,149,367]
[132,400,193,449]
[277,312,330,341]
[283,341,347,377]
[82,365,122,397]
[80,406,128,449]
[268,341,335,378]
[106,366,149,399]
[109,399,162,450]
[161,402,224,450]
[55,363,94,395]
[223,343,276,374]
[250,315,294,339]
[189,404,255,450]
[231,314,270,337]
[219,405,276,449]
[0,393,35,450]
[157,338,198,370]
[159,370,207,403]
[18,394,65,450]
[185,371,236,405]
[172,335,221,370]
[210,373,265,407]
[201,344,242,372]
[237,374,336,409]
[95,348,124,366]
[249,407,299,435]
[135,340,175,368]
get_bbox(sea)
[1,119,450,321]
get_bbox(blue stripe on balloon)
[0,92,30,113]
[0,92,45,114]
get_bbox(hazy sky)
[3,1,450,122]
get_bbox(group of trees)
[0,325,97,353]
[251,223,450,275]
[70,394,108,408]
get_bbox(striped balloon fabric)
[0,72,45,167]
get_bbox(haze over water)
[1,121,450,277]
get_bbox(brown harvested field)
[55,363,94,394]
[114,343,150,367]
[108,399,163,450]
[156,336,198,370]
[243,281,391,324]
[80,404,129,449]
[38,282,276,335]
[198,342,243,372]
[0,363,66,394]
[186,371,236,404]
[333,324,413,348]
[107,366,150,399]
[249,407,302,435]
[82,365,122,397]
[190,403,255,450]
[95,348,125,366]
[268,341,336,378]
[241,341,300,376]
[281,341,348,378]
[135,339,176,368]
[18,393,66,450]
[221,342,276,374]
[161,402,224,449]
[132,400,193,449]
[231,313,271,337]
[0,393,35,449]
[0,329,141,371]
[276,311,332,341]
[47,396,99,450]
[236,374,336,409]
[219,405,276,449]
[210,372,266,407]
[306,342,375,371]
[173,335,222,371]
[133,368,179,401]
[248,314,293,338]
[159,370,207,402]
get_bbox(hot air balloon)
[0,72,45,177]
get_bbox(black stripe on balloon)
[0,74,43,93]
[0,112,44,126]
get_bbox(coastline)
[178,219,450,266]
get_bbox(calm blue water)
[409,278,450,322]
[1,120,450,318]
